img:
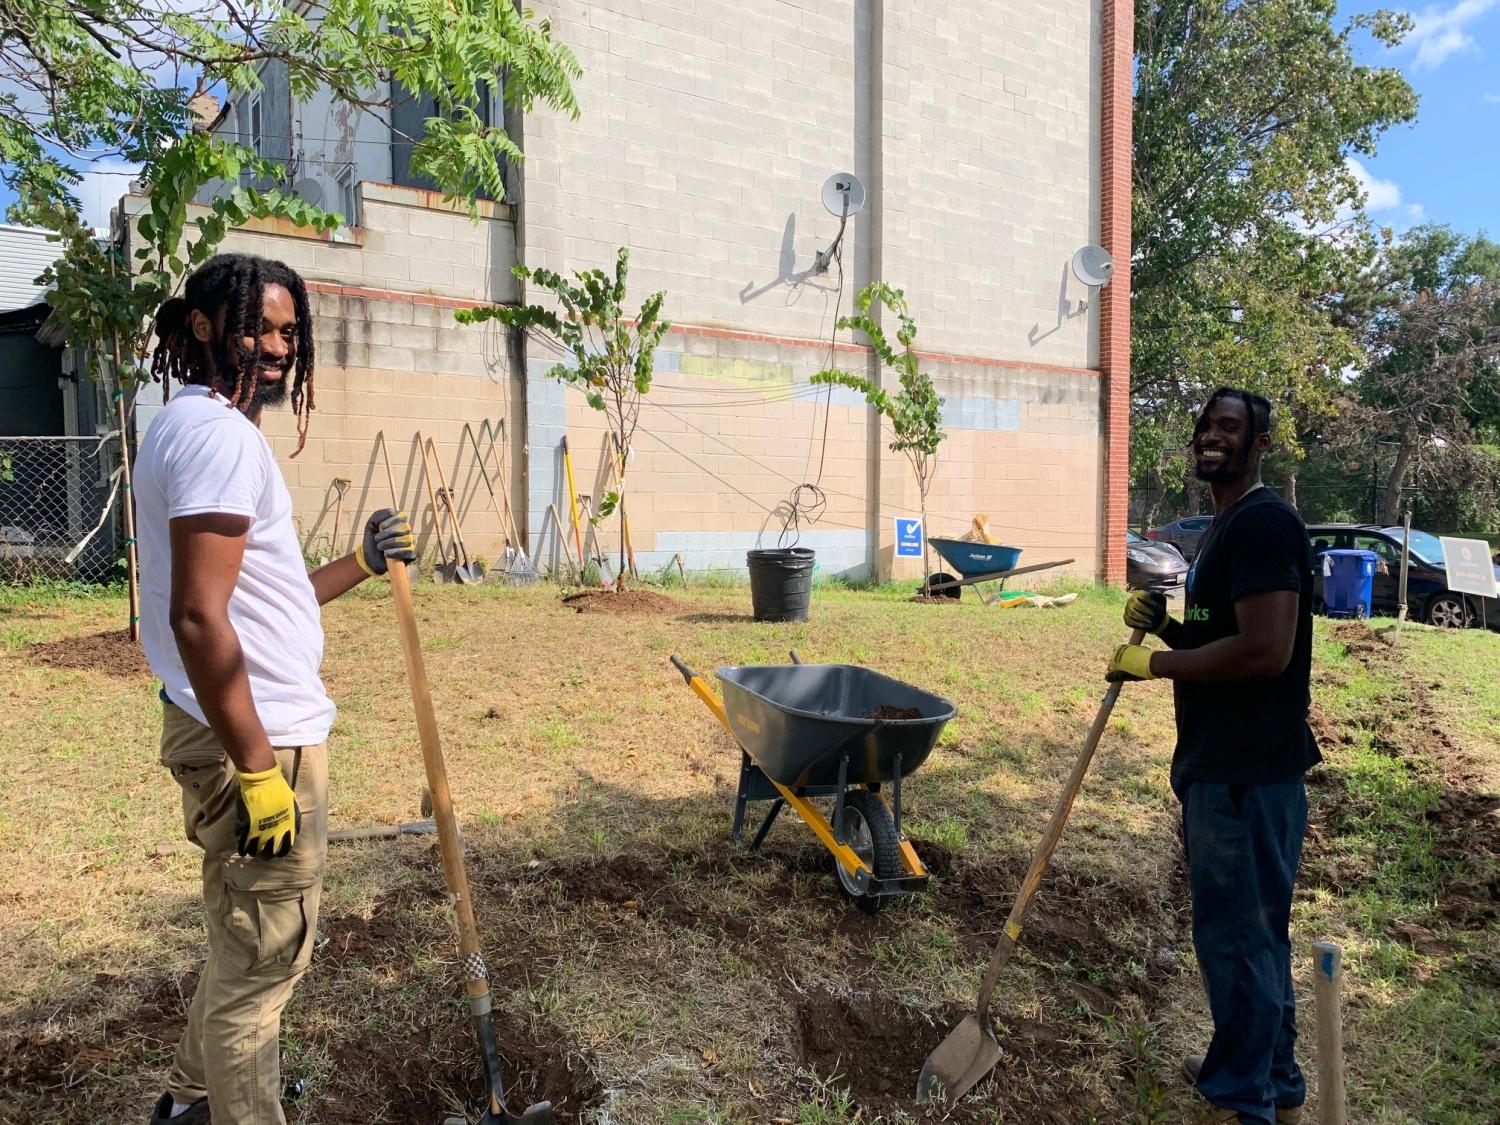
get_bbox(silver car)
[1148,515,1213,561]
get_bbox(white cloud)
[1485,92,1500,103]
[1346,157,1403,211]
[74,160,141,230]
[1407,202,1427,221]
[1406,0,1499,70]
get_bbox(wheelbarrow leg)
[831,753,851,844]
[892,752,903,836]
[732,751,754,845]
[749,798,785,852]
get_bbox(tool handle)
[973,627,1145,1021]
[669,654,696,683]
[385,560,489,992]
[427,437,472,560]
[561,436,586,567]
[789,650,804,665]
[1314,941,1347,1125]
[487,421,527,556]
[415,433,454,565]
[547,503,582,583]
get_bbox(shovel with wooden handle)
[917,629,1146,1104]
[415,432,468,584]
[426,436,484,583]
[384,518,554,1123]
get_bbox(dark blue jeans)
[1181,780,1308,1124]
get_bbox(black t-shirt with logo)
[1171,488,1321,794]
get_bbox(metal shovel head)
[453,563,477,584]
[916,1013,1003,1104]
[480,1100,554,1125]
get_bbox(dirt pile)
[25,629,148,678]
[561,589,680,616]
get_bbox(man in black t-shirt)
[1106,388,1320,1125]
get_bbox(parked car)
[1148,515,1213,561]
[1306,523,1500,630]
[1127,528,1189,591]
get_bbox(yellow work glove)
[234,766,302,858]
[1106,644,1157,683]
[1123,590,1171,635]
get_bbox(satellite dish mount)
[813,172,866,274]
[1068,244,1115,314]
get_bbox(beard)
[1192,441,1254,482]
[249,373,290,410]
[220,342,293,411]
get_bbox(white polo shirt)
[134,385,335,745]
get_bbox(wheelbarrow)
[922,538,1074,604]
[670,652,956,912]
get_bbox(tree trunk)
[1185,473,1203,517]
[1381,440,1413,526]
[1283,472,1298,510]
[1142,470,1168,529]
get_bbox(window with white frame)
[333,162,355,224]
[248,94,263,157]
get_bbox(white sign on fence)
[1439,536,1499,598]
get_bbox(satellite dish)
[821,172,866,218]
[1070,244,1115,287]
[292,177,323,206]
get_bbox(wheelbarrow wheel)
[920,572,961,600]
[834,789,902,914]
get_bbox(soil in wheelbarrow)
[561,589,680,616]
[869,704,923,721]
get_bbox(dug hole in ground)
[1,581,1495,1123]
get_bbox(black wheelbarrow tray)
[670,652,956,912]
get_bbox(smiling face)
[1191,394,1268,485]
[189,282,298,411]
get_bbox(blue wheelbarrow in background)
[921,538,1075,603]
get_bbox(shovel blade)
[480,1101,554,1125]
[915,1014,1002,1104]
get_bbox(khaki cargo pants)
[160,702,328,1125]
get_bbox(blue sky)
[1339,0,1500,237]
[3,4,1496,236]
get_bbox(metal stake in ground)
[916,629,1145,1104]
[385,542,554,1124]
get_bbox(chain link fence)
[0,436,121,583]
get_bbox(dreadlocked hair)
[1196,386,1272,437]
[150,253,317,456]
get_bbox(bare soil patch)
[1308,624,1500,924]
[560,589,680,616]
[25,629,148,678]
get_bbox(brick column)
[1099,0,1134,586]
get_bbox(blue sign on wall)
[895,518,924,558]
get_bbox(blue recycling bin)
[1323,549,1378,619]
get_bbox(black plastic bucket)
[746,547,815,622]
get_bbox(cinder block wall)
[519,0,1105,581]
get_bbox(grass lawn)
[0,580,1495,1123]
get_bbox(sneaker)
[1181,1057,1303,1123]
[148,1092,210,1124]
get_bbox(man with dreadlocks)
[1106,388,1319,1125]
[134,253,415,1125]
